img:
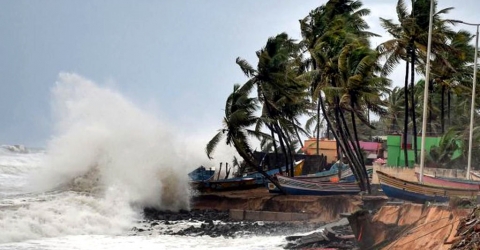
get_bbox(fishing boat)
[202,177,257,191]
[274,175,361,196]
[195,160,304,192]
[298,161,348,180]
[338,166,373,182]
[377,171,478,204]
[242,160,304,185]
[266,166,372,193]
[415,172,480,190]
[188,166,216,182]
[469,171,480,181]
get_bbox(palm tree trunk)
[320,95,367,192]
[316,99,321,155]
[276,127,291,176]
[441,84,445,134]
[448,89,451,129]
[334,95,368,192]
[291,117,304,149]
[337,102,369,192]
[269,126,282,174]
[350,99,370,192]
[404,60,410,167]
[410,43,418,164]
[232,139,285,194]
[428,80,433,134]
[282,126,296,176]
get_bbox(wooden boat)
[266,166,372,193]
[469,171,480,181]
[299,162,348,180]
[200,177,257,191]
[415,172,480,190]
[242,160,304,185]
[339,167,373,182]
[188,166,215,182]
[377,171,478,204]
[274,175,361,196]
[194,161,304,192]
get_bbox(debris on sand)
[284,218,358,249]
[450,206,480,250]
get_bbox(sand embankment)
[349,203,471,249]
[192,188,364,223]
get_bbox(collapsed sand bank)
[192,188,477,249]
[348,203,472,249]
[192,187,364,223]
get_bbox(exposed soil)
[191,187,363,223]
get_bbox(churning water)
[0,73,284,249]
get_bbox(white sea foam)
[0,73,216,243]
[0,189,137,244]
[28,73,196,210]
[0,234,285,250]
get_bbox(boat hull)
[201,178,257,192]
[275,175,361,196]
[416,173,480,190]
[378,171,478,204]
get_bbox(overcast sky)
[0,0,478,147]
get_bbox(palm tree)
[378,0,456,165]
[382,87,405,134]
[205,83,287,192]
[236,33,309,177]
[428,30,475,133]
[206,84,259,166]
[308,20,383,192]
[300,0,375,156]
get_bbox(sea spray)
[0,189,136,243]
[29,73,195,210]
[0,73,214,243]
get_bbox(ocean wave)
[0,189,139,243]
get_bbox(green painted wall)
[386,135,448,167]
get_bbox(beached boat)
[415,172,480,190]
[274,175,361,196]
[377,171,478,204]
[242,160,304,185]
[338,167,373,182]
[195,160,305,192]
[188,166,216,182]
[266,166,373,193]
[199,177,257,191]
[298,161,348,180]
[470,171,480,181]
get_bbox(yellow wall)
[302,138,337,163]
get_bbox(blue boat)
[340,167,374,182]
[188,166,215,182]
[241,160,304,185]
[275,175,361,196]
[377,171,478,204]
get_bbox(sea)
[0,73,288,250]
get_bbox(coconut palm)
[300,0,376,155]
[378,0,456,165]
[236,33,309,177]
[205,84,258,165]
